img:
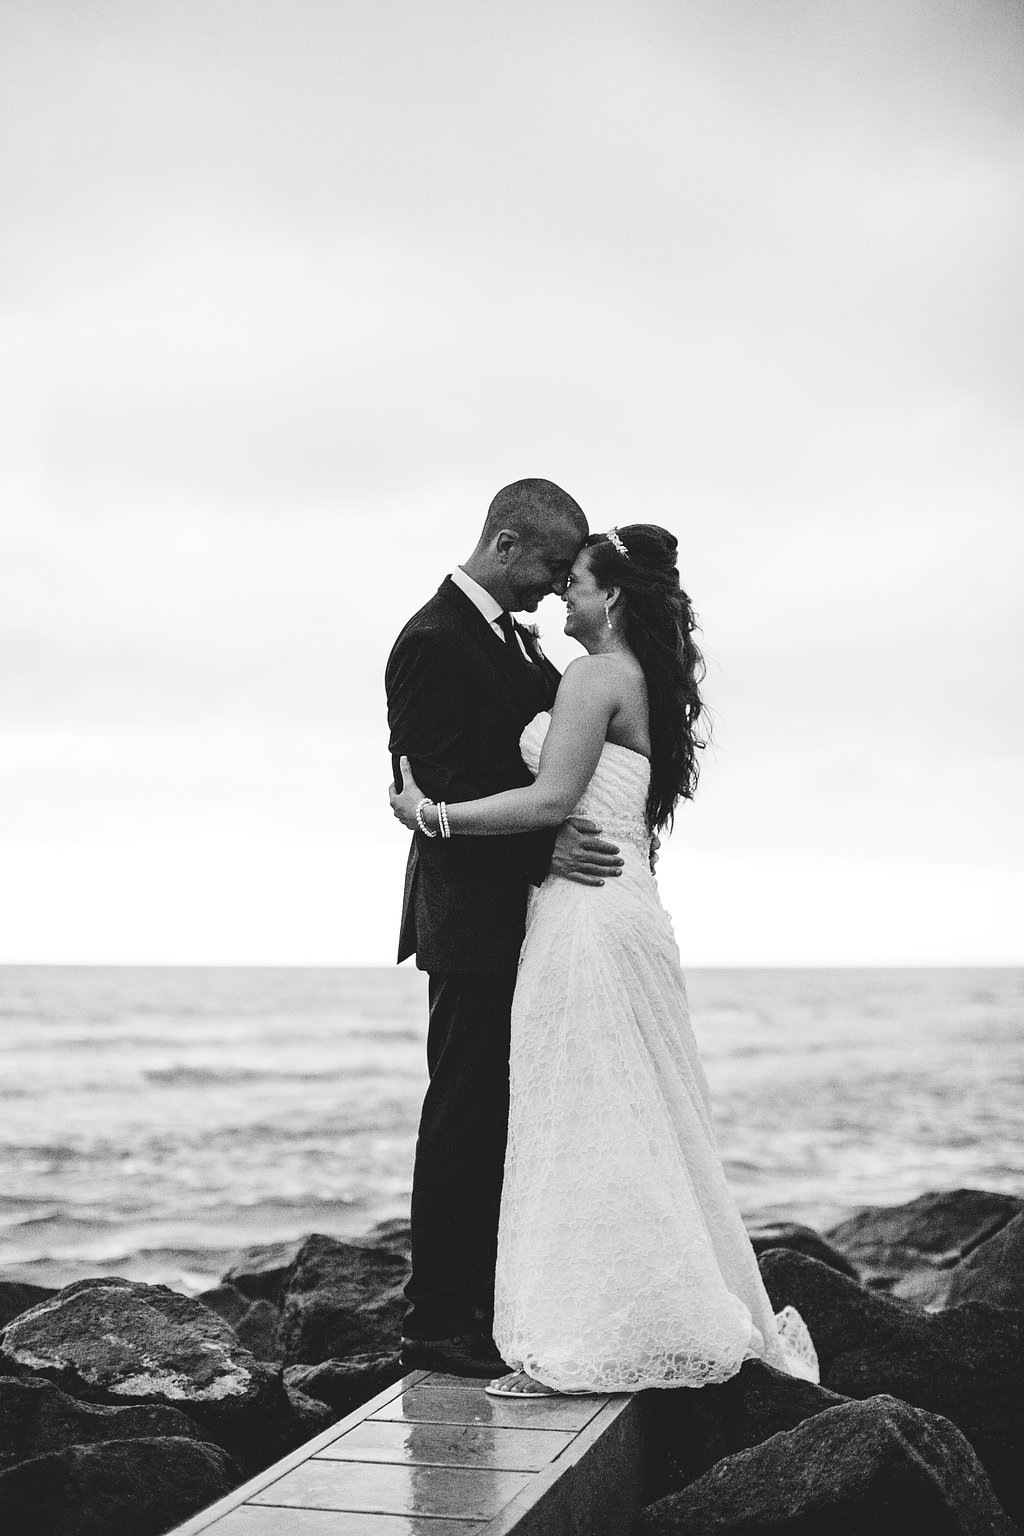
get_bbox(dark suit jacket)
[386,577,561,975]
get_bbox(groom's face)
[505,526,586,613]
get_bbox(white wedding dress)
[492,712,818,1392]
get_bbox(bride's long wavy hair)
[584,524,708,832]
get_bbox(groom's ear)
[494,528,520,564]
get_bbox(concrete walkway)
[167,1369,649,1535]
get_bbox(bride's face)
[562,551,609,642]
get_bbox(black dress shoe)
[400,1331,507,1378]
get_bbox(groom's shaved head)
[464,477,587,611]
[480,479,588,549]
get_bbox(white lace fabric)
[493,712,819,1392]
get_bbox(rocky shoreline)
[0,1189,1021,1534]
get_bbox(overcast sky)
[2,0,1021,965]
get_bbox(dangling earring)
[604,597,613,631]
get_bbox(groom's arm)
[388,628,562,884]
[387,627,622,886]
[386,627,490,804]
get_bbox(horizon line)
[1,959,1021,972]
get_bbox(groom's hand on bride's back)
[552,817,623,886]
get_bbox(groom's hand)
[552,817,623,886]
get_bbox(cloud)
[4,0,1021,510]
[1,0,1021,960]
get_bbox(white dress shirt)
[450,566,531,659]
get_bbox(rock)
[362,1217,412,1260]
[759,1248,1024,1526]
[0,1281,56,1332]
[222,1238,306,1304]
[827,1189,1024,1304]
[235,1299,282,1361]
[647,1358,848,1499]
[223,1224,412,1312]
[638,1395,1016,1535]
[0,1436,240,1536]
[757,1250,929,1372]
[284,1352,405,1415]
[0,1277,289,1468]
[745,1220,860,1281]
[947,1212,1024,1310]
[0,1376,201,1469]
[195,1282,251,1328]
[284,1383,335,1437]
[276,1235,409,1366]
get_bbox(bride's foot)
[485,1369,560,1397]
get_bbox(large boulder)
[947,1213,1024,1310]
[234,1299,282,1362]
[759,1248,1024,1525]
[362,1216,412,1260]
[0,1436,240,1536]
[283,1383,335,1437]
[195,1282,251,1328]
[638,1395,1016,1535]
[757,1250,932,1373]
[0,1281,55,1332]
[826,1190,1024,1305]
[275,1235,409,1366]
[745,1221,860,1282]
[222,1239,305,1305]
[0,1278,290,1467]
[198,1290,283,1364]
[0,1376,200,1469]
[284,1352,406,1416]
[223,1225,412,1314]
[647,1359,848,1499]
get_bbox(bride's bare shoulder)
[565,651,642,685]
[559,652,626,693]
[556,655,643,723]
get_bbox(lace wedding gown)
[492,712,818,1392]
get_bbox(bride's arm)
[391,658,617,836]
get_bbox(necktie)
[497,610,534,665]
[496,611,519,648]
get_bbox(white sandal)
[485,1370,560,1398]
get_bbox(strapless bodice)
[520,711,651,857]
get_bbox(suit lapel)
[512,616,562,705]
[436,578,559,710]
[513,621,544,667]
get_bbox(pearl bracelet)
[414,798,437,838]
[438,801,451,839]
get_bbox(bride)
[391,524,817,1396]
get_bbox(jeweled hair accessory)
[605,527,629,559]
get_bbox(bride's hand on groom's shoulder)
[552,817,624,887]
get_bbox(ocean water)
[1,965,1021,1293]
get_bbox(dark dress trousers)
[386,577,560,1339]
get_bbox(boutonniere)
[522,622,545,658]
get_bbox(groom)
[386,478,623,1376]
